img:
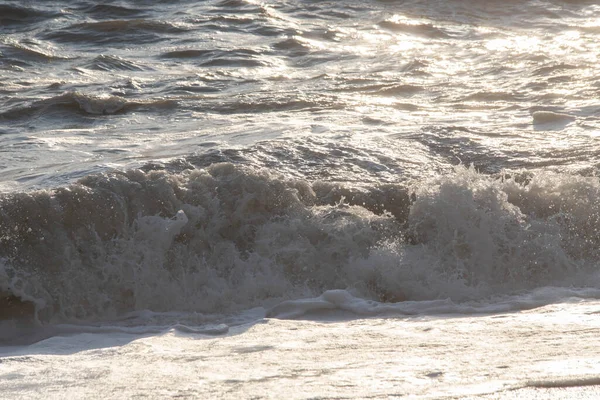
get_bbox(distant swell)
[0,41,71,67]
[379,20,450,39]
[532,110,576,125]
[43,19,187,45]
[160,48,267,67]
[0,5,61,26]
[0,92,177,120]
[1,164,600,323]
[78,4,150,19]
[85,55,148,72]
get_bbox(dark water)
[2,0,600,324]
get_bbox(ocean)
[1,0,600,398]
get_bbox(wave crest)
[0,91,177,120]
[1,164,599,323]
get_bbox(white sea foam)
[2,299,599,399]
[3,1,600,395]
[1,164,599,327]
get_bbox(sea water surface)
[1,0,600,398]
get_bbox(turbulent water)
[2,0,600,333]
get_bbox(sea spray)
[1,164,599,323]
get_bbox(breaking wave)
[1,164,600,323]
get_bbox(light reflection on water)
[1,0,600,189]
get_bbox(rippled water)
[3,0,600,190]
[2,0,600,327]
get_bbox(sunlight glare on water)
[2,1,600,398]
